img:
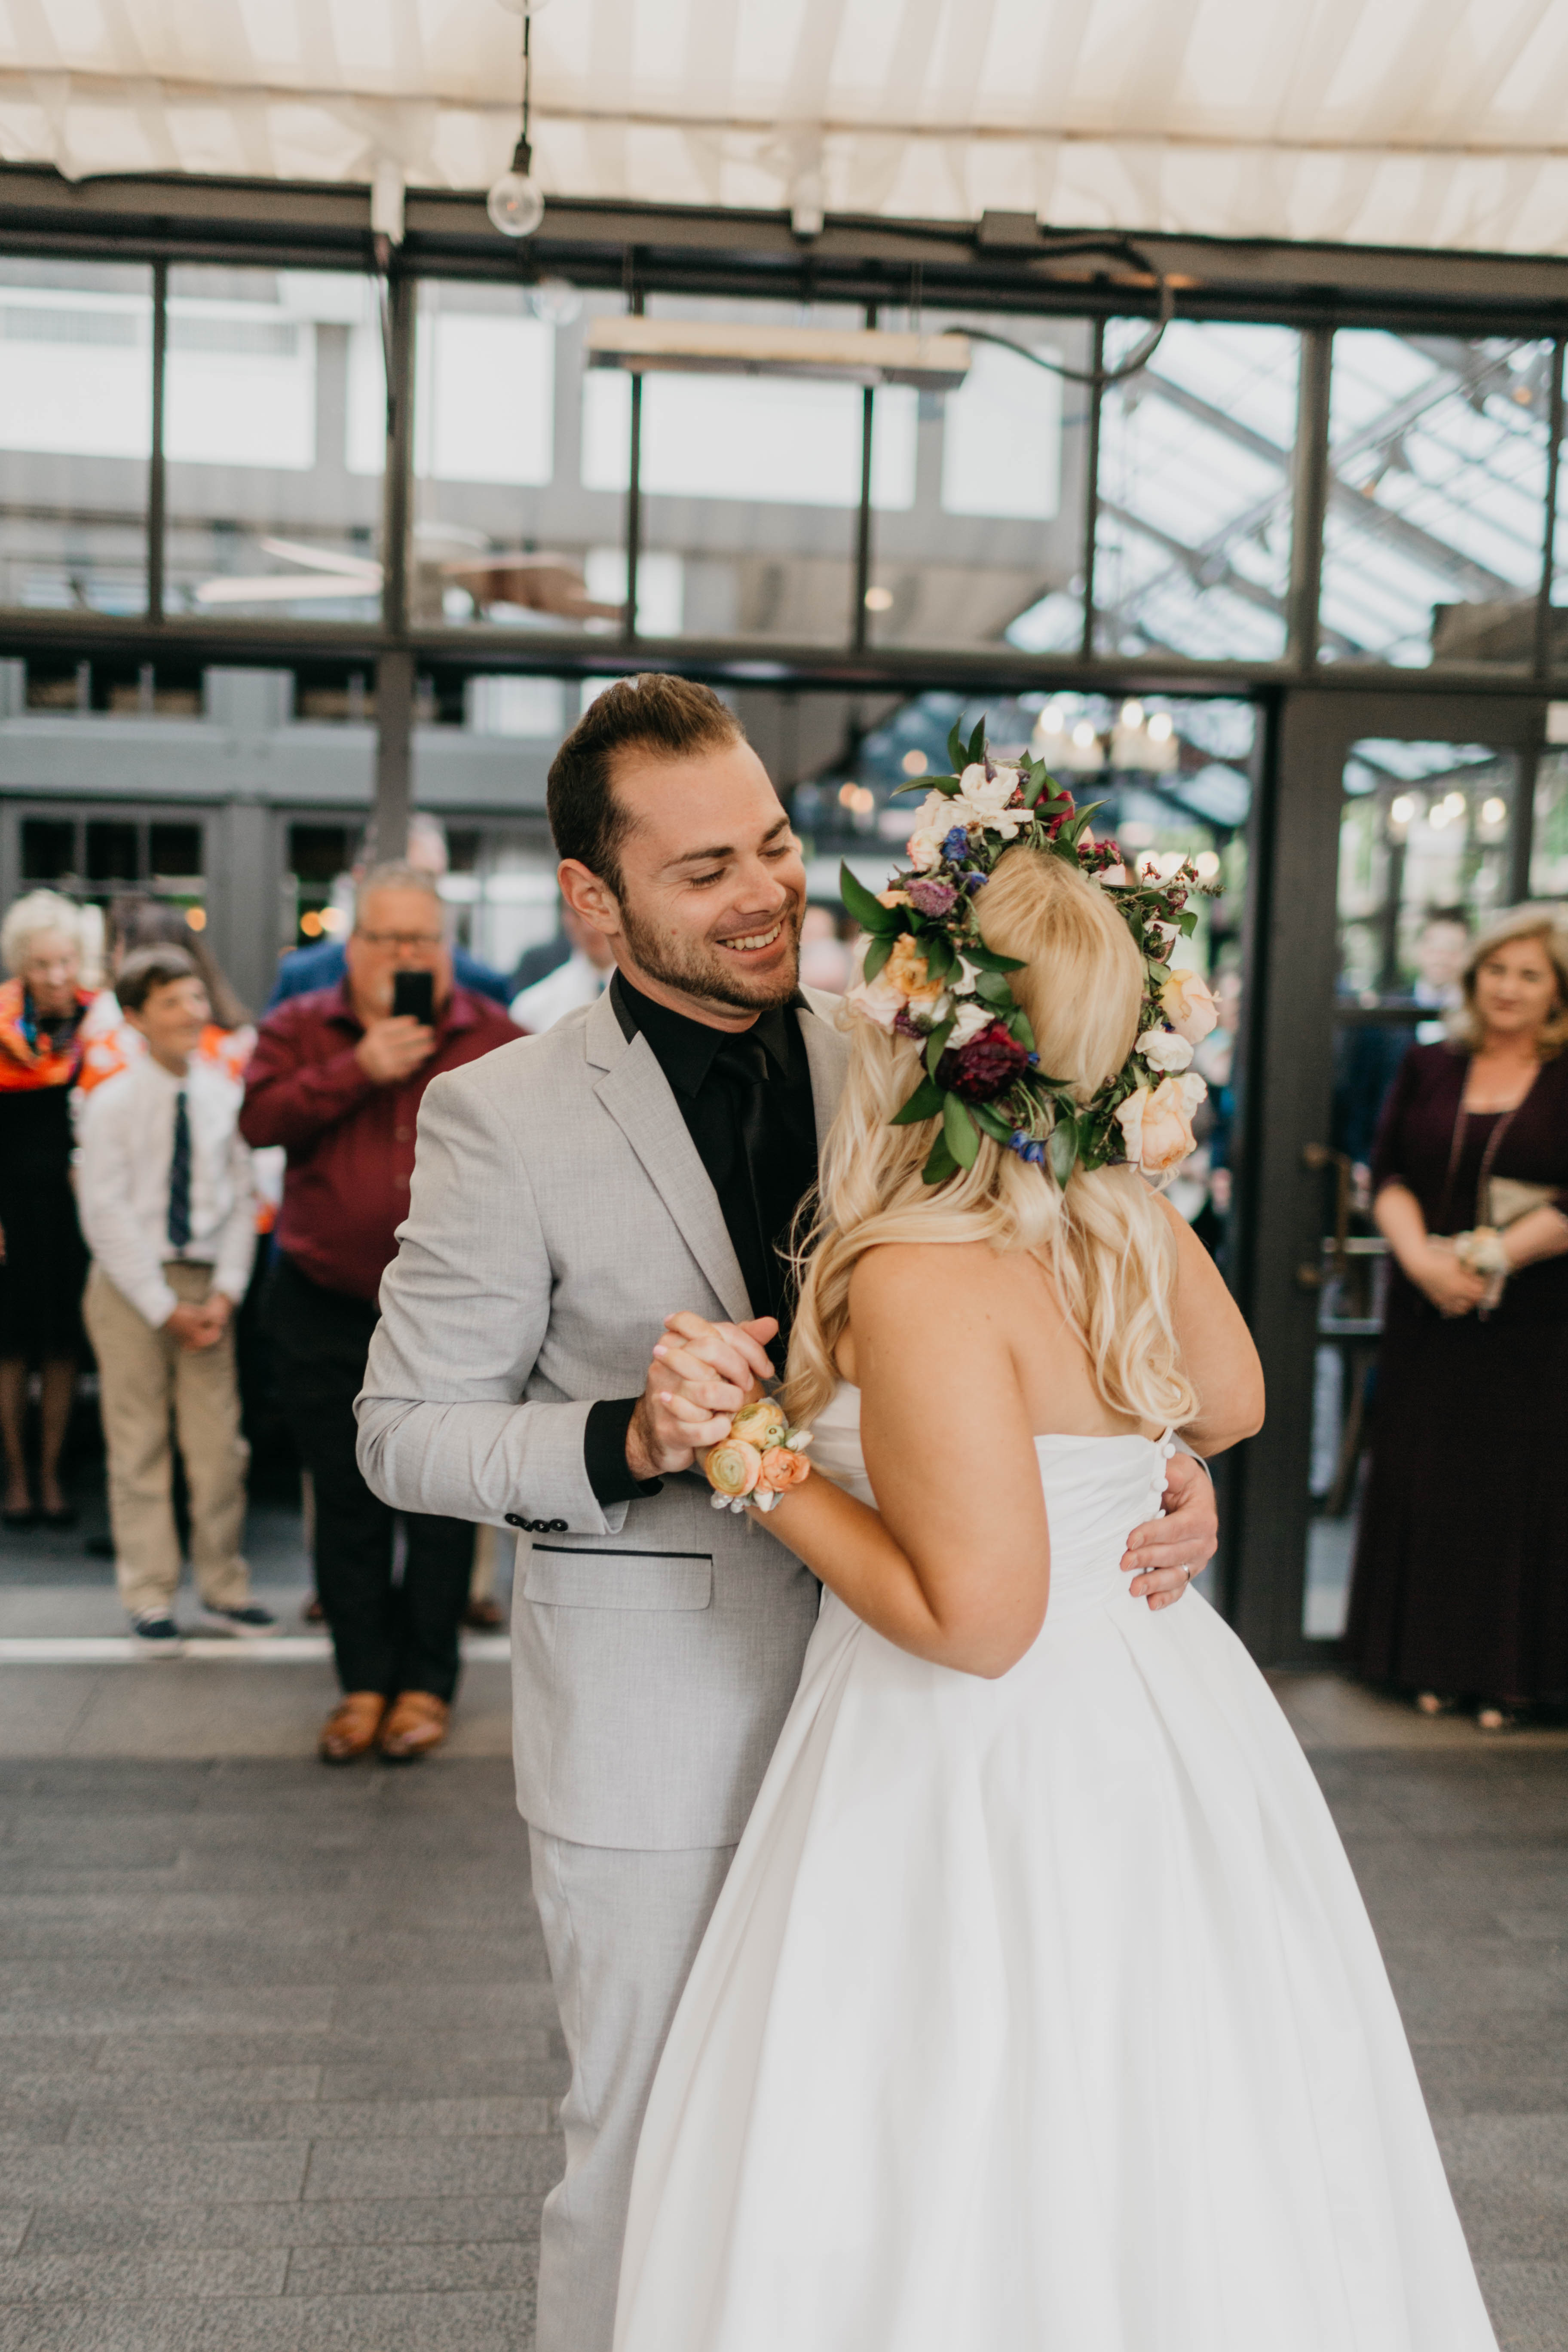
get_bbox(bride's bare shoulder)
[848,1241,1018,1326]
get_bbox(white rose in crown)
[906,830,944,873]
[1177,1069,1209,1116]
[959,762,1019,817]
[918,789,963,831]
[1160,968,1219,1044]
[952,763,1026,842]
[1115,1076,1197,1176]
[947,999,994,1048]
[1137,1025,1194,1074]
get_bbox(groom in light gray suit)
[356,675,1216,2352]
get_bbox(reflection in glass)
[1336,741,1515,998]
[163,268,385,621]
[415,282,625,634]
[1093,320,1299,661]
[1531,749,1568,898]
[1307,738,1519,1640]
[0,258,152,613]
[1320,334,1550,667]
[864,313,1088,653]
[619,297,884,644]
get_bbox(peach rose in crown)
[884,933,946,1009]
[848,930,950,1030]
[1159,968,1219,1045]
[1114,1076,1197,1176]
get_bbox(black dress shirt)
[583,971,821,1507]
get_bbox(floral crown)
[840,717,1222,1187]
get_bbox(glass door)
[1304,738,1521,1639]
[1230,689,1545,1666]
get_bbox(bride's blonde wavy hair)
[786,846,1199,1433]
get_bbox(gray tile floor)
[1,1470,1565,2349]
[0,1757,560,2352]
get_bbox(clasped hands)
[164,1293,232,1352]
[627,1309,1215,1610]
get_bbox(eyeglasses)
[355,931,445,951]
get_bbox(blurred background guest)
[1346,906,1568,1728]
[241,862,517,1764]
[797,901,855,995]
[509,900,611,1032]
[1411,905,1472,1043]
[82,896,254,1073]
[0,889,93,1528]
[77,945,272,1655]
[267,814,511,1010]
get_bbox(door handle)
[1302,1141,1352,1279]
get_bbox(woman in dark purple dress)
[1346,907,1568,1725]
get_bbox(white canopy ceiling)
[0,0,1566,257]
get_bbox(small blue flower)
[943,826,971,862]
[964,871,988,891]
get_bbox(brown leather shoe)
[319,1691,387,1764]
[378,1690,450,1763]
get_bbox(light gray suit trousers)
[357,985,847,2352]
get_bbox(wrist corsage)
[1455,1226,1510,1278]
[704,1397,814,1514]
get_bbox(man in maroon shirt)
[242,863,518,1764]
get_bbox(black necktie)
[167,1090,192,1251]
[712,1033,789,1366]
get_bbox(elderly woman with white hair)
[0,888,93,1528]
[1346,902,1568,1727]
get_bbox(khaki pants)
[84,1262,251,1620]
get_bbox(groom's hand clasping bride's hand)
[1121,1452,1218,1610]
[625,1311,779,1481]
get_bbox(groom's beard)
[617,895,803,1016]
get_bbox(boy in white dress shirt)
[77,945,275,1656]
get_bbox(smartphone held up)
[392,969,435,1026]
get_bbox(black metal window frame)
[0,170,1565,711]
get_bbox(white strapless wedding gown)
[614,1384,1497,2352]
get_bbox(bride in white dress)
[615,840,1498,2352]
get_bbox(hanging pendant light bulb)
[488,138,545,238]
[487,6,545,237]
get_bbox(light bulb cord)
[513,11,533,178]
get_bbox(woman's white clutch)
[1485,1176,1559,1229]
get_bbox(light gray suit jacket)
[355,983,848,1851]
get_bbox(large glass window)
[413,281,626,634]
[1319,333,1551,668]
[1092,321,1299,661]
[610,297,880,644]
[162,267,385,622]
[0,258,153,614]
[873,311,1092,653]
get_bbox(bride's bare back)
[835,1194,1260,1455]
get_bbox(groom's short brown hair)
[547,674,744,895]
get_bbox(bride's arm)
[1158,1203,1265,1456]
[753,1245,1053,1680]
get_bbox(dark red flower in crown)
[937,1020,1031,1103]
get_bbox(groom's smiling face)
[564,740,808,1025]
